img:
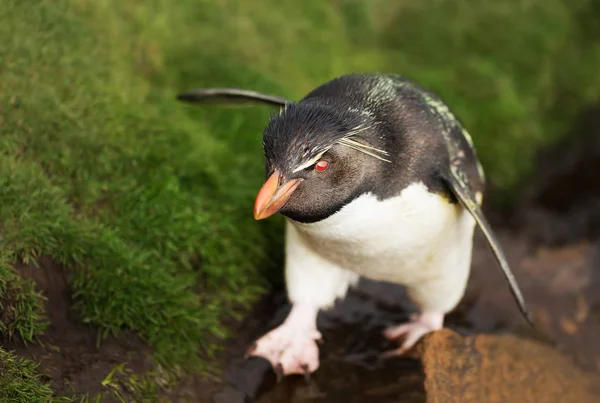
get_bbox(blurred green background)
[1,0,599,399]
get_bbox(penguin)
[177,73,533,379]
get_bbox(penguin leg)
[383,311,444,356]
[382,274,464,356]
[246,222,359,377]
[382,273,462,356]
[384,217,475,356]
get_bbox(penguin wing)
[392,75,533,326]
[177,88,290,108]
[441,163,533,326]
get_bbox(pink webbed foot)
[246,304,321,379]
[383,312,444,356]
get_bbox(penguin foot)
[246,324,322,378]
[245,303,321,378]
[382,311,444,356]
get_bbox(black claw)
[301,364,310,382]
[274,363,284,383]
[380,350,396,360]
[244,342,257,359]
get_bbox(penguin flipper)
[442,165,534,327]
[176,88,290,108]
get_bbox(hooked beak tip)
[253,204,269,220]
[253,210,268,221]
[253,172,300,220]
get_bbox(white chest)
[289,182,475,284]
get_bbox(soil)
[4,258,155,400]
[2,107,600,402]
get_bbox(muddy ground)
[2,108,600,402]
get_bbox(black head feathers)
[264,103,364,175]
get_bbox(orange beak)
[254,171,301,220]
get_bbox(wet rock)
[519,242,593,294]
[466,238,600,373]
[216,233,600,402]
[420,329,600,403]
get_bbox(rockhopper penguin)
[177,73,533,378]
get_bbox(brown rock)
[466,238,600,374]
[420,329,600,403]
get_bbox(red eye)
[315,160,329,172]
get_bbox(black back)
[296,74,485,203]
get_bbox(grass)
[0,0,599,399]
[0,344,173,403]
[0,346,83,403]
[0,259,47,343]
[99,363,180,403]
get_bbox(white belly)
[289,181,476,286]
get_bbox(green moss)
[0,0,599,396]
[1,0,276,369]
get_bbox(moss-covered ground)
[1,0,599,400]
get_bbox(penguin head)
[254,102,390,223]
